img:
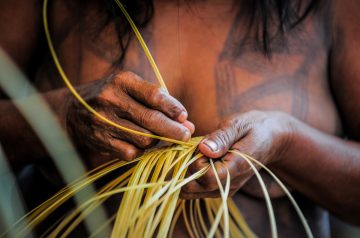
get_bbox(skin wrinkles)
[213,10,315,194]
[2,1,355,237]
[209,6,330,236]
[214,7,326,120]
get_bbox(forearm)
[0,88,69,169]
[272,119,360,224]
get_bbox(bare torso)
[35,0,341,237]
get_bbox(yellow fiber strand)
[204,199,222,238]
[230,151,278,238]
[195,199,209,237]
[51,170,133,237]
[18,160,131,236]
[113,0,168,92]
[210,159,230,238]
[227,199,257,238]
[168,201,182,237]
[42,0,191,146]
[182,201,196,238]
[237,152,314,238]
[189,200,201,238]
[3,1,313,238]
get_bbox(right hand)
[65,71,194,163]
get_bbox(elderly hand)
[65,71,195,165]
[181,110,294,199]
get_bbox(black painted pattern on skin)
[213,7,330,237]
[213,8,322,122]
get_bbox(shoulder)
[328,0,360,139]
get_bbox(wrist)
[271,113,303,166]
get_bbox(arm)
[0,88,68,169]
[0,1,194,169]
[261,0,360,221]
[277,0,360,224]
[181,112,360,225]
[0,75,194,170]
[0,0,48,168]
[181,1,360,224]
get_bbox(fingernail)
[203,140,219,152]
[183,130,191,142]
[182,120,195,134]
[178,111,188,122]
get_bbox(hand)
[65,71,195,164]
[181,110,293,199]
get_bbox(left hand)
[181,110,294,199]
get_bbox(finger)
[182,120,195,135]
[109,119,158,149]
[181,178,244,200]
[187,158,230,192]
[182,180,209,194]
[180,189,223,200]
[220,153,254,191]
[92,131,143,161]
[93,109,158,149]
[150,121,194,147]
[222,151,251,178]
[198,115,253,158]
[181,176,242,199]
[120,96,191,142]
[115,72,188,122]
[187,156,210,180]
[107,139,143,161]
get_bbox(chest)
[119,3,340,135]
[41,1,341,136]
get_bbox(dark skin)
[0,0,360,237]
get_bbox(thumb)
[199,120,250,158]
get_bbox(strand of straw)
[43,0,191,146]
[235,152,314,238]
[38,1,315,238]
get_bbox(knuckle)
[211,131,229,151]
[220,117,235,128]
[182,184,194,193]
[202,174,217,190]
[173,125,189,140]
[137,136,155,148]
[114,71,143,89]
[97,89,112,103]
[225,115,251,133]
[168,105,183,118]
[188,163,201,175]
[149,87,166,105]
[189,157,207,173]
[117,71,136,82]
[122,147,139,161]
[144,110,162,124]
[93,130,107,143]
[118,101,132,118]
